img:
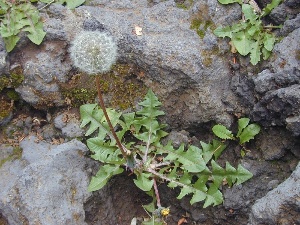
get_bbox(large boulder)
[248,162,300,225]
[251,28,300,136]
[0,136,93,225]
[12,0,242,128]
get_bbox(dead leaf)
[229,41,237,53]
[177,217,187,225]
[135,26,143,36]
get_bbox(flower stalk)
[95,76,127,159]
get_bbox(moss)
[99,64,147,110]
[201,47,220,67]
[175,0,193,9]
[176,3,188,9]
[6,89,20,101]
[0,96,13,120]
[60,63,147,110]
[190,18,216,39]
[189,3,216,39]
[295,49,300,61]
[0,146,23,168]
[9,67,24,87]
[0,67,24,92]
[63,88,97,108]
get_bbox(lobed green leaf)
[262,47,271,60]
[237,118,250,137]
[217,0,242,4]
[201,139,227,163]
[213,26,232,38]
[242,4,258,24]
[231,31,254,56]
[250,40,262,65]
[134,173,154,192]
[23,21,46,45]
[163,144,207,173]
[88,165,123,192]
[56,0,85,9]
[80,104,123,142]
[87,138,123,163]
[239,123,261,144]
[263,33,276,51]
[3,36,20,52]
[202,184,223,208]
[225,162,253,186]
[261,0,282,17]
[212,124,234,140]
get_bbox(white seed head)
[69,31,117,74]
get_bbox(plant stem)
[264,25,282,29]
[95,76,127,159]
[38,0,55,11]
[153,178,161,208]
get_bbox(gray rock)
[82,17,105,32]
[285,0,300,7]
[269,4,287,25]
[280,14,300,36]
[0,112,13,127]
[248,162,300,225]
[255,128,292,160]
[271,28,300,72]
[54,112,84,138]
[250,28,300,135]
[231,73,256,107]
[252,84,300,130]
[0,37,8,75]
[161,130,190,148]
[13,0,241,128]
[15,41,71,109]
[0,136,92,225]
[0,145,14,162]
[269,1,299,26]
[286,115,300,136]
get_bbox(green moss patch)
[189,3,216,39]
[0,67,24,92]
[0,146,23,168]
[61,63,147,110]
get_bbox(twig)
[153,178,161,208]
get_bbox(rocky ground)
[0,0,299,225]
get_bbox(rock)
[255,128,293,160]
[0,37,8,75]
[10,0,243,128]
[0,136,92,225]
[285,0,300,7]
[0,111,13,127]
[248,162,300,225]
[54,111,84,138]
[286,116,300,136]
[15,41,71,109]
[271,28,300,73]
[269,1,299,25]
[250,28,300,135]
[280,14,300,36]
[223,159,298,219]
[161,130,190,148]
[0,145,14,163]
[231,73,256,107]
[252,84,300,132]
[269,4,287,25]
[253,68,300,94]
